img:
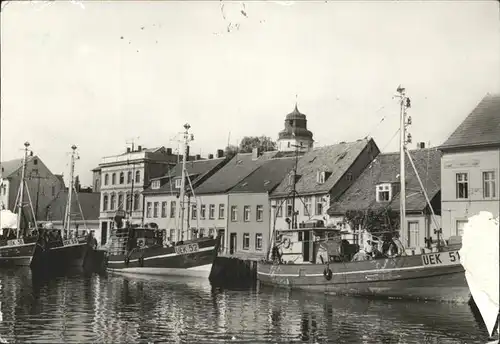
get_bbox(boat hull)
[258,251,470,302]
[106,238,219,278]
[0,242,36,267]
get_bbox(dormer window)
[175,178,182,188]
[376,183,392,202]
[317,171,325,184]
[152,180,160,189]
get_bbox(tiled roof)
[271,139,374,198]
[228,157,296,194]
[45,191,100,221]
[440,93,500,150]
[54,174,66,188]
[328,148,441,215]
[1,158,25,178]
[143,158,227,195]
[194,151,278,195]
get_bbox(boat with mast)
[0,142,39,267]
[257,86,470,302]
[104,124,221,277]
[30,145,93,274]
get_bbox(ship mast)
[63,145,78,239]
[16,142,30,238]
[177,123,194,241]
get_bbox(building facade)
[439,93,500,238]
[277,104,314,152]
[0,154,65,226]
[97,146,181,245]
[227,157,296,256]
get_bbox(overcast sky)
[1,0,499,186]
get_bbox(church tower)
[277,104,314,152]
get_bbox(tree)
[343,208,400,240]
[238,136,277,153]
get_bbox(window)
[199,228,205,238]
[408,221,419,248]
[192,204,197,219]
[127,171,132,184]
[112,173,116,185]
[255,233,263,250]
[153,202,159,218]
[161,201,167,217]
[169,228,176,242]
[231,205,238,221]
[119,172,124,184]
[243,233,250,250]
[286,199,293,217]
[456,173,468,199]
[256,205,264,222]
[33,158,38,165]
[303,197,312,216]
[146,202,152,218]
[152,180,160,189]
[376,183,391,202]
[95,179,99,191]
[456,220,467,236]
[243,206,251,222]
[315,196,323,215]
[200,204,206,219]
[483,171,496,198]
[118,193,124,210]
[317,171,325,184]
[298,231,303,241]
[133,193,140,211]
[103,194,108,211]
[51,186,56,197]
[175,178,182,188]
[209,228,214,237]
[346,172,353,181]
[135,170,141,183]
[126,193,131,211]
[275,201,282,218]
[170,201,176,218]
[104,174,109,185]
[209,204,215,219]
[219,204,225,219]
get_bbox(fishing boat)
[0,142,39,267]
[257,86,470,302]
[460,211,499,342]
[105,124,221,278]
[30,145,93,275]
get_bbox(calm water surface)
[0,268,489,343]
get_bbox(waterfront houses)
[439,93,500,238]
[142,154,228,242]
[193,149,278,253]
[0,154,65,225]
[269,138,380,263]
[328,146,442,253]
[227,156,296,256]
[96,145,184,245]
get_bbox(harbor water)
[0,268,490,344]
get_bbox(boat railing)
[108,232,130,256]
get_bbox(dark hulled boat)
[257,86,470,302]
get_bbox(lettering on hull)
[174,243,200,255]
[63,238,79,246]
[7,239,25,246]
[421,250,461,267]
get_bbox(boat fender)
[323,266,333,281]
[139,256,144,267]
[124,256,130,265]
[282,238,291,249]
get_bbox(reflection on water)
[0,268,490,343]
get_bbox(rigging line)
[382,128,400,152]
[363,100,399,139]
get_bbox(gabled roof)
[271,139,376,198]
[1,158,25,178]
[328,148,441,215]
[194,151,278,195]
[229,157,296,194]
[440,93,500,150]
[143,158,227,195]
[45,191,100,221]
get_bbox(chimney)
[195,154,201,160]
[126,147,131,153]
[137,145,142,151]
[208,154,214,159]
[417,142,425,149]
[216,149,224,158]
[166,148,172,155]
[252,147,263,160]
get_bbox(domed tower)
[277,104,314,152]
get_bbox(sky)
[1,0,499,186]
